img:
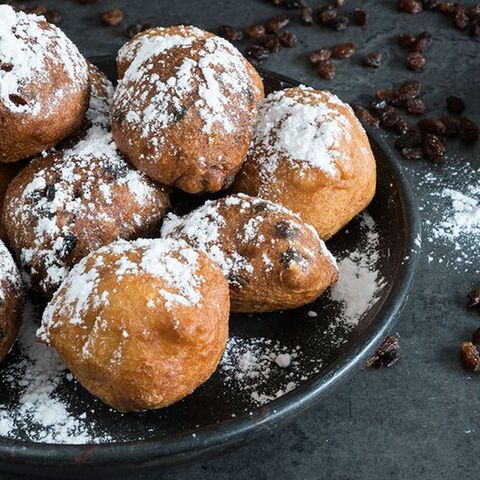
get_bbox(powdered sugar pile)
[0,5,88,114]
[250,86,352,180]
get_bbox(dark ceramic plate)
[0,57,421,478]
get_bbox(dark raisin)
[468,288,480,308]
[280,248,303,267]
[423,133,446,163]
[395,129,423,149]
[100,8,124,26]
[440,116,459,136]
[422,0,440,8]
[217,25,243,41]
[401,147,424,160]
[44,10,62,24]
[334,0,345,7]
[454,10,469,29]
[458,116,480,143]
[332,42,356,59]
[363,52,383,68]
[309,48,332,63]
[406,52,425,71]
[245,24,266,39]
[257,34,282,53]
[413,32,432,52]
[301,6,314,25]
[376,89,401,105]
[399,0,423,13]
[62,233,77,257]
[8,94,27,106]
[379,106,401,128]
[278,30,298,47]
[353,8,368,25]
[446,95,465,114]
[316,61,336,80]
[406,98,425,115]
[265,15,290,33]
[370,99,388,111]
[399,80,422,100]
[395,119,411,134]
[365,336,400,368]
[275,221,298,238]
[253,201,271,213]
[467,4,480,19]
[472,328,480,344]
[333,16,349,30]
[461,342,480,372]
[351,104,380,129]
[125,24,143,38]
[438,2,456,14]
[318,8,337,25]
[227,273,248,288]
[398,32,417,48]
[470,18,480,38]
[245,45,270,65]
[46,184,56,201]
[418,118,446,135]
[0,63,13,72]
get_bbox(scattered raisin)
[468,288,480,308]
[245,45,270,65]
[454,10,469,29]
[395,118,411,134]
[461,342,480,372]
[246,24,266,39]
[257,34,281,53]
[470,18,480,38]
[44,10,62,24]
[423,133,446,163]
[309,48,332,63]
[278,30,298,47]
[467,4,480,19]
[406,98,426,114]
[399,0,423,13]
[422,0,440,8]
[458,116,480,143]
[316,61,336,80]
[413,31,432,52]
[398,32,417,48]
[332,42,356,59]
[352,104,380,129]
[101,8,124,26]
[62,233,77,257]
[363,51,383,68]
[275,221,298,238]
[376,89,401,105]
[399,80,422,99]
[395,129,423,149]
[441,116,459,136]
[333,16,349,31]
[318,8,337,25]
[125,23,155,38]
[438,2,456,14]
[228,273,248,288]
[401,147,424,160]
[45,184,56,201]
[300,5,314,25]
[353,8,368,25]
[379,106,401,128]
[418,118,447,135]
[446,95,465,114]
[265,15,290,33]
[365,336,400,368]
[406,51,425,71]
[217,25,243,41]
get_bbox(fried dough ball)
[112,26,264,194]
[38,238,230,412]
[0,5,90,162]
[162,194,338,313]
[0,240,25,364]
[0,162,25,243]
[232,86,376,240]
[3,68,170,298]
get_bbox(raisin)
[458,116,480,143]
[461,342,480,372]
[100,8,124,26]
[280,248,303,267]
[379,106,401,128]
[245,24,265,39]
[454,10,469,29]
[406,98,425,114]
[395,119,411,134]
[422,0,440,8]
[370,99,388,111]
[318,8,337,25]
[406,52,425,71]
[399,80,422,99]
[332,42,356,59]
[44,10,62,24]
[395,129,423,149]
[300,6,314,25]
[446,95,465,114]
[8,94,27,106]
[438,2,456,14]
[62,233,77,257]
[468,288,480,308]
[217,25,243,41]
[376,89,402,105]
[333,16,349,30]
[253,201,271,213]
[334,0,345,7]
[275,221,298,238]
[227,273,248,288]
[365,336,400,368]
[125,23,155,38]
[316,61,336,80]
[353,8,368,25]
[413,32,432,52]
[265,15,290,33]
[46,184,56,201]
[473,328,480,344]
[257,34,282,53]
[245,45,270,65]
[441,116,459,136]
[309,48,332,63]
[351,104,380,129]
[399,0,423,13]
[398,32,417,48]
[363,52,383,68]
[278,30,298,47]
[467,4,480,19]
[401,147,424,160]
[418,118,447,135]
[470,18,480,38]
[423,133,446,163]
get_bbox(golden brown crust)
[0,162,26,243]
[0,240,24,364]
[0,7,90,163]
[232,86,376,239]
[162,194,338,313]
[112,26,264,194]
[39,239,229,412]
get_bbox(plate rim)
[0,63,422,471]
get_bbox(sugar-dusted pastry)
[0,5,90,162]
[3,66,170,298]
[232,86,376,239]
[38,238,230,412]
[0,240,24,364]
[162,194,338,313]
[112,26,264,194]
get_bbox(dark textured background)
[2,1,480,479]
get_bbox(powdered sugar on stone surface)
[0,5,88,114]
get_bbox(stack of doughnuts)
[0,5,376,412]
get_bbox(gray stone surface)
[2,0,480,478]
